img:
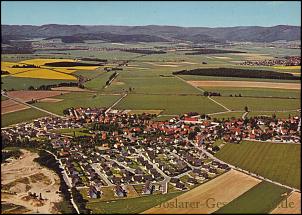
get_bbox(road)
[43,150,80,214]
[90,163,114,186]
[207,96,231,112]
[105,93,128,114]
[2,93,65,118]
[136,150,171,194]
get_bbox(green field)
[215,141,301,189]
[247,110,300,119]
[33,92,120,115]
[214,97,300,111]
[116,94,224,115]
[201,87,300,98]
[1,108,49,127]
[85,192,185,214]
[1,76,77,91]
[215,181,290,214]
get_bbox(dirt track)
[143,170,261,214]
[270,192,301,214]
[187,81,301,90]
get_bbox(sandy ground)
[1,99,30,114]
[187,81,301,90]
[1,149,62,214]
[143,170,261,214]
[270,192,301,214]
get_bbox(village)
[1,107,301,201]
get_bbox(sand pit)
[270,192,301,214]
[143,170,261,214]
[187,81,301,90]
[1,149,62,214]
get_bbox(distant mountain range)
[2,24,301,44]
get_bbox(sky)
[1,1,301,27]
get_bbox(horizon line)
[2,23,301,28]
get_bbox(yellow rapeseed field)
[13,68,77,80]
[20,58,77,66]
[2,58,100,80]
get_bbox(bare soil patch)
[1,100,30,114]
[143,170,261,214]
[39,98,63,103]
[270,192,301,214]
[51,86,90,92]
[187,80,301,90]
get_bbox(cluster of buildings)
[240,56,301,66]
[2,107,300,200]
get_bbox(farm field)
[215,141,301,189]
[143,170,261,214]
[85,191,185,214]
[200,87,300,98]
[33,92,120,115]
[2,99,30,114]
[104,76,201,94]
[270,191,301,214]
[213,97,300,111]
[1,108,49,127]
[116,94,224,115]
[215,181,290,214]
[179,74,301,83]
[246,110,301,119]
[188,80,301,90]
[1,76,77,91]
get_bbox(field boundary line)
[174,75,205,93]
[105,93,128,114]
[207,96,231,111]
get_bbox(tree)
[28,86,35,90]
[203,91,209,96]
[244,106,249,112]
